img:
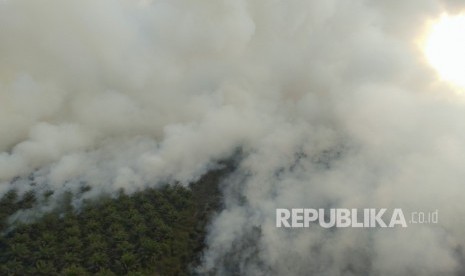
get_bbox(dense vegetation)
[0,169,225,275]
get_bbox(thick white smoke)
[1,0,465,275]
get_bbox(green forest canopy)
[0,169,224,276]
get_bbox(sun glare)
[424,13,465,89]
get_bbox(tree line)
[0,168,224,275]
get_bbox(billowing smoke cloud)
[1,0,465,275]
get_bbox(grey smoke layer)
[1,0,465,275]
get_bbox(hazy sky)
[1,0,465,275]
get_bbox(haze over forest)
[1,0,465,275]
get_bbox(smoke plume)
[2,0,465,275]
